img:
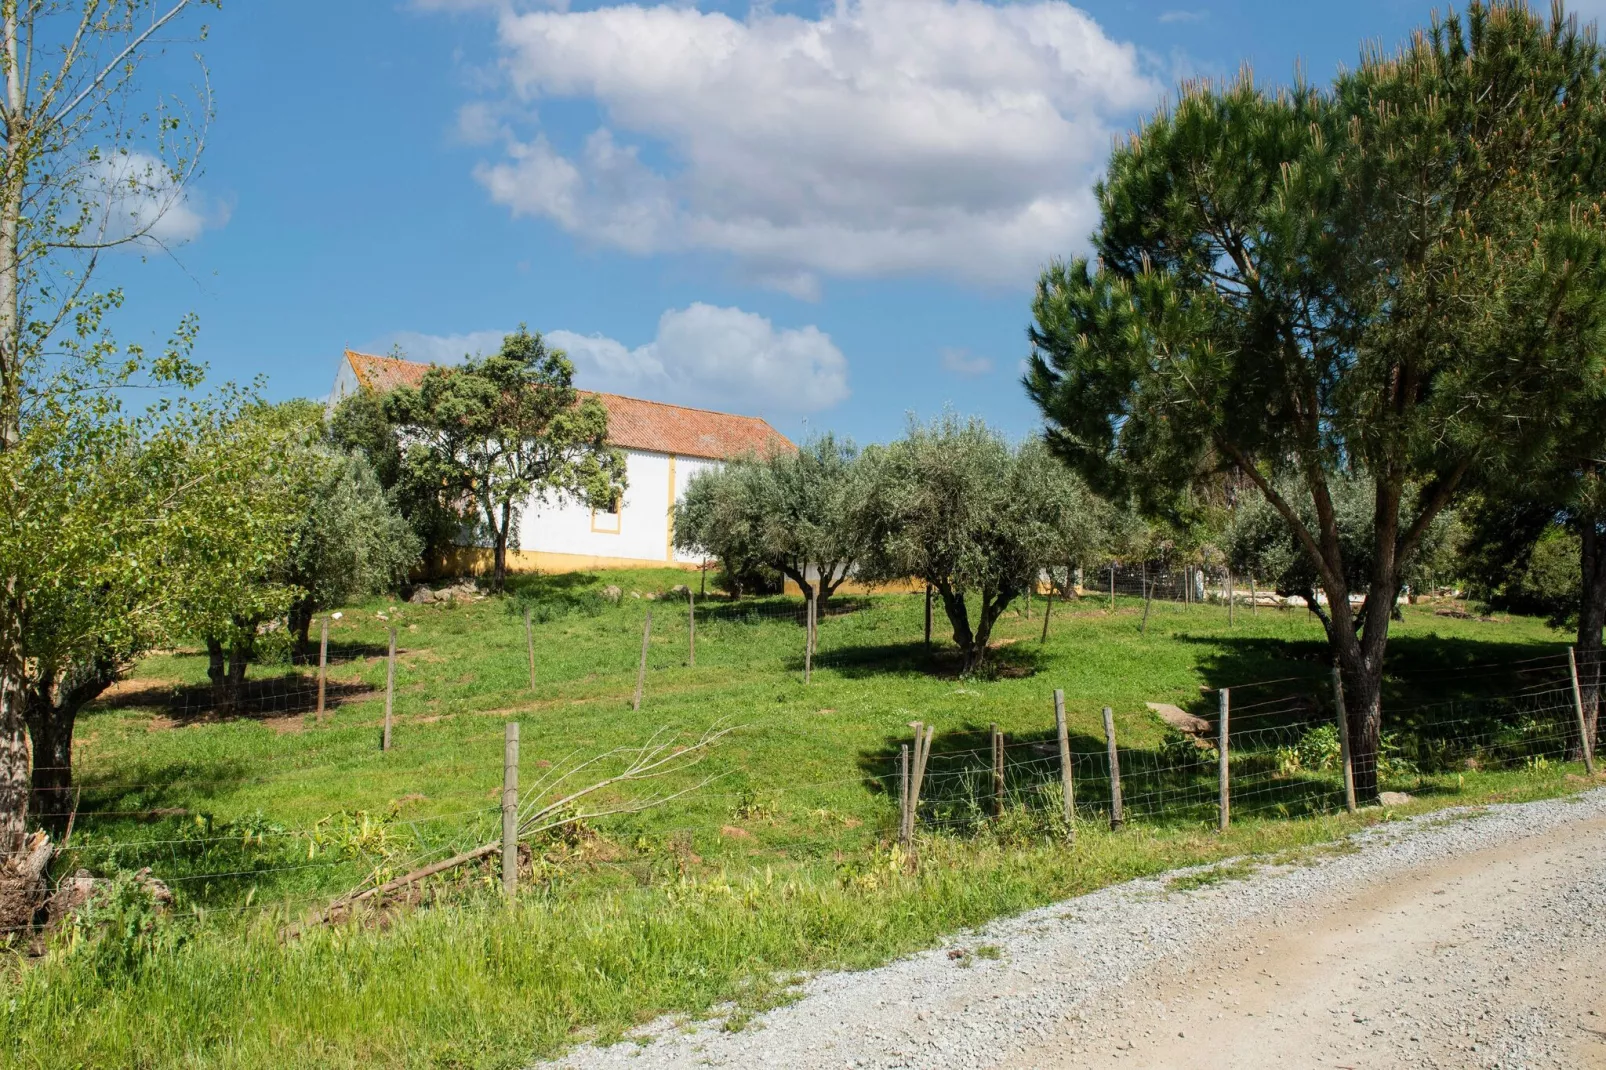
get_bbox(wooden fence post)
[1228,572,1235,625]
[804,593,815,684]
[316,618,328,718]
[383,626,396,751]
[632,610,652,711]
[904,720,932,844]
[1218,688,1230,832]
[525,608,536,691]
[899,743,911,845]
[1250,573,1257,615]
[1332,665,1357,813]
[502,721,519,896]
[924,584,932,648]
[1055,689,1075,839]
[991,723,1005,818]
[1109,565,1116,611]
[688,590,696,668]
[1568,647,1597,775]
[1102,706,1123,828]
[1041,583,1053,642]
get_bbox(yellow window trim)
[590,498,622,535]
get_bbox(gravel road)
[549,789,1606,1070]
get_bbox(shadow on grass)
[854,720,1352,834]
[96,674,377,722]
[805,635,1049,682]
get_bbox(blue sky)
[101,0,1606,446]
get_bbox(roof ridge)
[580,388,777,427]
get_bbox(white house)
[329,349,795,574]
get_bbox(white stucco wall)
[326,359,362,415]
[517,448,719,565]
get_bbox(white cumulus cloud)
[380,304,848,414]
[458,0,1159,291]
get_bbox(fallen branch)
[304,722,739,929]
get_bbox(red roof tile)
[343,350,795,462]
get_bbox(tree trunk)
[207,636,251,716]
[967,586,1016,672]
[933,584,977,670]
[491,500,512,593]
[289,599,315,665]
[206,637,230,714]
[0,612,27,856]
[1575,518,1606,757]
[23,691,75,838]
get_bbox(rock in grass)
[602,585,622,604]
[1379,791,1414,807]
[408,586,438,605]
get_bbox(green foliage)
[328,389,463,563]
[1023,3,1606,797]
[286,449,421,642]
[854,415,1104,670]
[675,434,865,601]
[383,326,626,590]
[1226,477,1458,608]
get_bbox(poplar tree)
[0,1,217,854]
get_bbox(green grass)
[1,570,1595,1068]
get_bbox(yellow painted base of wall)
[434,547,702,577]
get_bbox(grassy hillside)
[2,570,1592,1069]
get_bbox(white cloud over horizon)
[456,0,1160,293]
[939,347,995,378]
[374,303,848,414]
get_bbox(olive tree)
[854,416,1095,673]
[1026,4,1606,798]
[674,435,864,605]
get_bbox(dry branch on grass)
[311,722,738,925]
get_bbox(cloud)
[384,304,848,414]
[939,347,995,378]
[457,0,1159,291]
[378,328,510,364]
[92,150,225,247]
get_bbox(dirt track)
[1004,811,1606,1069]
[552,791,1606,1070]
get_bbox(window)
[591,495,622,534]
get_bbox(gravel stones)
[546,789,1606,1070]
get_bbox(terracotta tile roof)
[342,350,795,462]
[346,350,430,393]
